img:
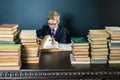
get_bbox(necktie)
[51,29,55,36]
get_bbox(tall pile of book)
[0,44,21,70]
[88,30,109,64]
[0,24,19,44]
[105,27,120,64]
[70,37,90,67]
[20,30,40,63]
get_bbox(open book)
[40,35,72,52]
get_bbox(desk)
[0,52,120,79]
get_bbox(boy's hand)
[51,36,56,44]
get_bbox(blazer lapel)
[54,26,60,39]
[47,26,51,35]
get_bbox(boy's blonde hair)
[47,11,60,21]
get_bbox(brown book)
[109,57,120,60]
[75,57,90,62]
[0,24,18,31]
[22,44,39,51]
[109,60,120,64]
[0,28,17,35]
[20,30,37,39]
[21,42,38,45]
[0,30,19,38]
[87,34,107,41]
[73,51,89,55]
[110,46,120,50]
[0,31,19,41]
[91,44,107,48]
[72,45,89,49]
[22,60,39,63]
[21,39,37,43]
[0,58,19,62]
[88,39,107,45]
[110,54,120,57]
[22,57,39,61]
[105,27,120,34]
[0,51,20,56]
[0,60,20,66]
[110,50,120,54]
[22,50,38,57]
[89,30,109,37]
[73,48,88,51]
[91,56,107,60]
[0,65,21,70]
[74,55,89,58]
[91,51,108,56]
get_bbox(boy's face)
[48,19,59,29]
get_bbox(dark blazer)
[37,25,66,43]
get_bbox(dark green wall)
[0,0,120,38]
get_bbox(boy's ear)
[57,20,60,24]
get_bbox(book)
[20,30,37,39]
[22,57,39,61]
[22,50,38,57]
[91,48,108,52]
[74,57,90,62]
[89,30,109,37]
[72,45,89,48]
[110,46,120,50]
[109,60,120,64]
[21,39,37,43]
[0,58,19,62]
[0,65,21,70]
[0,31,19,42]
[91,60,107,64]
[0,28,17,35]
[72,48,88,51]
[71,37,88,46]
[0,44,21,51]
[87,35,107,41]
[22,44,39,51]
[105,27,120,34]
[22,60,39,63]
[0,39,19,44]
[0,24,18,31]
[88,39,107,45]
[91,44,107,48]
[70,54,90,64]
[73,51,89,55]
[0,60,20,66]
[0,30,19,37]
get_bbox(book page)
[43,35,59,49]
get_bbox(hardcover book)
[0,24,18,31]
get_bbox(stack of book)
[88,30,109,64]
[70,37,90,66]
[105,27,120,64]
[0,44,21,70]
[20,30,40,63]
[0,24,19,44]
[22,44,39,63]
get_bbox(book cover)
[20,30,37,39]
[0,24,18,31]
[0,44,21,51]
[89,30,109,37]
[71,37,88,44]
